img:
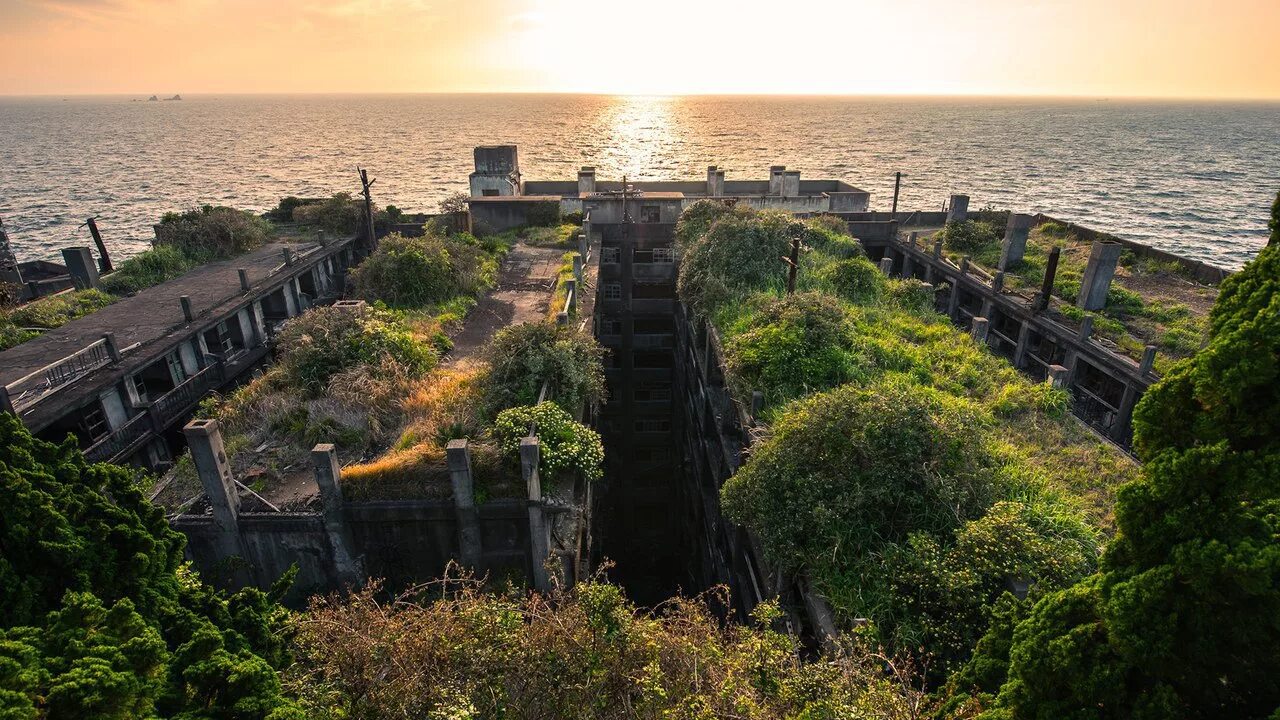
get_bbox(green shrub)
[154,205,272,258]
[291,193,364,234]
[938,220,1000,254]
[819,257,886,303]
[981,242,1280,718]
[481,321,607,416]
[675,199,738,251]
[275,306,436,395]
[524,201,560,228]
[266,196,308,221]
[493,402,604,482]
[725,292,859,407]
[722,377,1002,575]
[677,209,797,313]
[351,232,494,308]
[889,278,937,314]
[1037,221,1070,238]
[101,244,208,295]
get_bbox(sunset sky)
[1,0,1278,98]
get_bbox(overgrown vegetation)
[677,200,1134,678]
[0,415,302,718]
[480,321,607,415]
[950,238,1280,718]
[289,577,938,719]
[351,232,496,308]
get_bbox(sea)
[1,94,1277,270]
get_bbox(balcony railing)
[6,336,117,413]
[84,410,152,464]
[152,361,225,426]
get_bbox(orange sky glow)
[1,0,1278,98]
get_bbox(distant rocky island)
[146,94,182,101]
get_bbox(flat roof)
[0,241,322,388]
[466,195,563,203]
[585,191,685,200]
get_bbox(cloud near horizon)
[1,0,1278,98]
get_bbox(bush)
[819,257,886,303]
[889,278,937,314]
[675,199,738,251]
[266,196,308,221]
[493,402,604,482]
[722,377,1001,575]
[275,306,436,395]
[524,201,560,228]
[677,209,797,314]
[725,293,860,407]
[937,220,1000,254]
[291,193,364,234]
[101,244,208,295]
[480,321,607,416]
[154,205,272,257]
[438,191,470,215]
[351,232,494,308]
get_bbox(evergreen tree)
[1270,190,1279,246]
[0,414,302,718]
[981,242,1280,718]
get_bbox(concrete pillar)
[971,316,990,344]
[102,332,121,362]
[750,390,764,420]
[1112,384,1140,443]
[908,231,919,247]
[577,233,588,259]
[281,247,294,266]
[311,443,363,586]
[179,295,194,322]
[521,436,551,592]
[947,195,969,223]
[183,420,247,582]
[556,311,569,327]
[572,254,584,287]
[0,217,22,287]
[1047,365,1070,389]
[782,170,800,197]
[1138,345,1157,375]
[1012,321,1032,368]
[948,258,969,319]
[577,167,596,196]
[238,268,250,292]
[707,166,725,196]
[1077,242,1123,311]
[932,239,943,259]
[0,386,14,415]
[902,254,914,279]
[564,279,577,314]
[61,247,100,290]
[878,257,893,276]
[999,213,1035,270]
[769,165,786,196]
[980,272,1004,318]
[447,439,482,569]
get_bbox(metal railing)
[84,410,152,464]
[5,336,118,413]
[152,361,224,426]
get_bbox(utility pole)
[85,217,113,273]
[358,167,377,251]
[891,172,903,217]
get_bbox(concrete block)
[184,419,247,583]
[769,165,786,196]
[1077,242,1123,311]
[577,167,596,195]
[878,257,893,275]
[61,246,100,290]
[311,443,363,585]
[1047,364,1070,389]
[998,213,1035,270]
[238,268,250,292]
[180,295,194,322]
[971,317,990,344]
[1139,345,1157,375]
[947,195,969,223]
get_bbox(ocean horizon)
[2,93,1277,269]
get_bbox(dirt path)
[444,244,564,366]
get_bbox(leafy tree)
[480,321,607,416]
[1270,190,1278,247]
[0,414,302,718]
[982,242,1280,718]
[438,191,471,215]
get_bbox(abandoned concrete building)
[0,238,358,469]
[467,144,871,232]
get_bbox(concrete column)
[782,171,800,197]
[947,195,970,223]
[769,166,786,196]
[1112,384,1140,443]
[578,233,588,259]
[577,167,596,195]
[908,231,919,247]
[183,420,248,583]
[1077,242,1123,311]
[281,247,294,266]
[0,217,22,287]
[238,268,251,292]
[878,257,893,276]
[180,295,194,322]
[750,390,764,421]
[311,443,363,586]
[1138,345,1157,375]
[102,332,121,362]
[1047,364,1070,389]
[0,386,15,415]
[948,258,969,319]
[572,254,584,287]
[564,279,577,313]
[902,254,914,279]
[706,166,725,196]
[1012,321,1032,368]
[998,213,1035,270]
[521,436,551,592]
[61,247,100,290]
[447,439,482,569]
[971,316,990,344]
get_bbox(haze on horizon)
[1,0,1278,100]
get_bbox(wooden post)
[359,167,377,250]
[86,217,113,273]
[891,171,902,216]
[785,231,801,295]
[1037,246,1061,312]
